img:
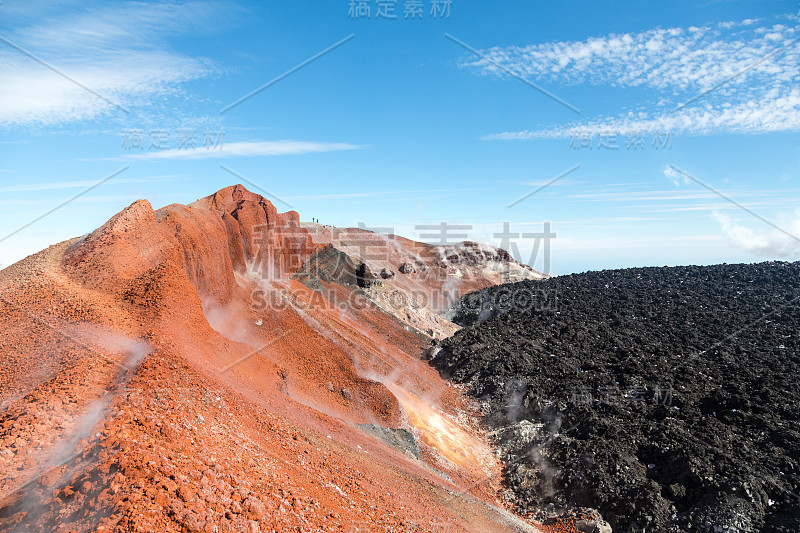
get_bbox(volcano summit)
[0,185,549,533]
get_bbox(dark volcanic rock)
[398,262,416,274]
[356,424,422,460]
[443,280,554,327]
[293,244,384,293]
[293,244,359,290]
[431,261,800,533]
[355,263,381,288]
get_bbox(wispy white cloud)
[533,178,800,218]
[287,192,385,200]
[550,233,724,252]
[519,178,582,188]
[0,1,227,126]
[125,140,363,160]
[664,165,691,186]
[564,188,797,202]
[284,186,488,201]
[549,215,665,225]
[0,195,143,206]
[713,210,800,258]
[0,199,42,206]
[631,202,797,213]
[467,20,797,91]
[471,18,800,138]
[0,175,185,192]
[486,87,800,138]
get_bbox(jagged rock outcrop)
[293,244,361,290]
[64,185,317,303]
[355,262,382,289]
[192,185,315,277]
[398,262,416,274]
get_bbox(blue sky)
[1,0,799,274]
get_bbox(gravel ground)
[430,262,800,532]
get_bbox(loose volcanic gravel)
[430,261,800,533]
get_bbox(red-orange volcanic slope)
[0,185,557,532]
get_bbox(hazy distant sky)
[1,0,799,274]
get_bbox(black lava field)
[431,262,800,533]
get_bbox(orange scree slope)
[0,184,555,532]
